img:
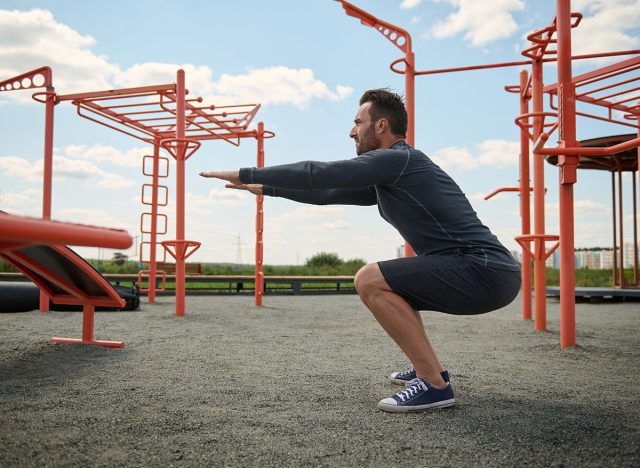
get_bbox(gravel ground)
[1,293,638,467]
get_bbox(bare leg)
[355,263,446,388]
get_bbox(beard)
[355,124,380,155]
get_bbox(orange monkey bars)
[1,67,274,316]
[338,0,639,348]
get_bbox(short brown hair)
[359,88,407,137]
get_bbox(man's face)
[350,102,380,155]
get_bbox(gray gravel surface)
[1,294,638,467]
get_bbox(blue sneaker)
[389,365,450,386]
[378,378,456,413]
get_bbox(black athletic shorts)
[378,255,521,315]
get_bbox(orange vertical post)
[519,70,533,320]
[39,85,55,312]
[531,58,547,330]
[556,0,578,348]
[636,126,640,285]
[612,172,619,285]
[404,50,416,257]
[175,70,187,317]
[618,170,625,286]
[255,122,265,306]
[81,304,95,342]
[148,140,161,303]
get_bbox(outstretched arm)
[201,151,408,190]
[263,186,377,206]
[222,183,377,206]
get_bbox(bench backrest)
[1,244,124,308]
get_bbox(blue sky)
[0,0,638,265]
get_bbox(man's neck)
[378,136,406,149]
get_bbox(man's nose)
[349,127,356,138]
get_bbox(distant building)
[624,243,638,269]
[586,251,602,270]
[509,250,521,263]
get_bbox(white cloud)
[97,173,135,188]
[276,205,344,221]
[468,192,489,201]
[431,0,525,46]
[401,0,423,9]
[0,187,42,209]
[430,139,519,169]
[0,9,352,108]
[62,144,147,168]
[0,156,39,182]
[265,205,345,234]
[318,220,350,230]
[0,154,135,187]
[206,67,353,109]
[570,0,640,56]
[114,62,215,95]
[54,208,132,231]
[545,199,609,219]
[177,189,249,214]
[0,9,118,101]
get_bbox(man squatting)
[200,88,521,413]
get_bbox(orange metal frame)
[0,213,133,347]
[338,0,640,347]
[0,68,275,316]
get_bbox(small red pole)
[81,304,95,342]
[175,70,187,317]
[255,122,265,307]
[519,70,533,321]
[404,50,416,257]
[556,0,578,348]
[612,172,619,285]
[531,58,547,331]
[39,86,55,313]
[618,169,625,286]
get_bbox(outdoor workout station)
[0,0,638,350]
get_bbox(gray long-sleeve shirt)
[239,140,519,271]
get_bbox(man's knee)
[354,263,383,298]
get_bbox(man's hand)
[225,183,263,196]
[199,170,241,185]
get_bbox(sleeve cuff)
[262,186,277,197]
[239,167,255,184]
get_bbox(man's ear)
[376,118,388,134]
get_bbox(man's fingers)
[224,183,263,196]
[199,170,241,184]
[199,171,231,179]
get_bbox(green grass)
[542,267,636,287]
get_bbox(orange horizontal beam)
[0,214,132,250]
[539,137,640,157]
[414,50,640,77]
[543,55,640,94]
[57,84,175,102]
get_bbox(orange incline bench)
[0,212,133,348]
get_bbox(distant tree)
[343,258,367,273]
[305,252,343,268]
[112,252,128,266]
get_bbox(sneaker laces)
[395,379,428,402]
[398,365,415,377]
[404,377,422,387]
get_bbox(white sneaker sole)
[389,376,412,386]
[377,398,456,413]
